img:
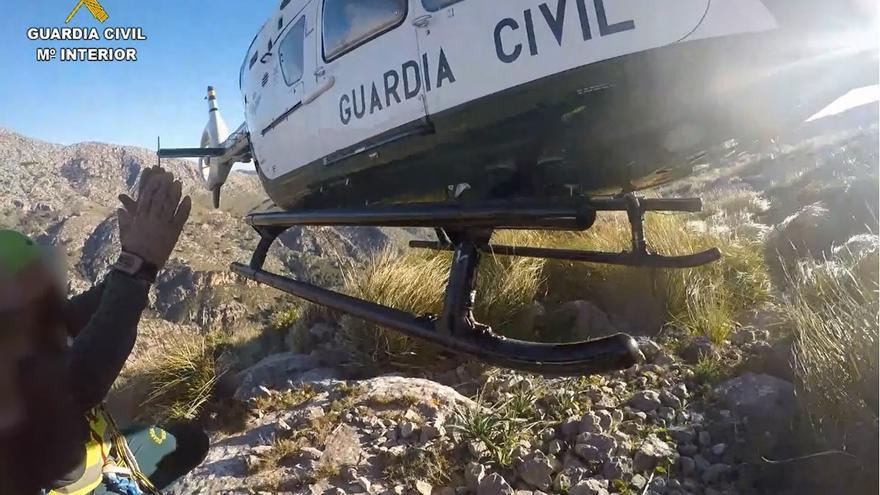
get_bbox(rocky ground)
[1,101,877,495]
[172,335,801,495]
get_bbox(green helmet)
[0,230,44,275]
[0,230,61,312]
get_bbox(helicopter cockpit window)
[279,17,307,86]
[421,0,462,12]
[322,0,406,61]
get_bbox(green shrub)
[451,392,542,468]
[271,305,302,330]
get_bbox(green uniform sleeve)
[68,270,151,412]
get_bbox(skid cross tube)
[407,194,719,268]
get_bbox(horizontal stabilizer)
[158,147,227,159]
[157,87,251,209]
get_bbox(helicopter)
[160,0,877,375]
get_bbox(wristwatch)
[113,251,159,283]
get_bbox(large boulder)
[714,373,796,452]
[767,202,832,264]
[715,373,796,420]
[833,233,880,287]
[478,473,515,495]
[517,453,555,490]
[629,390,662,413]
[541,301,617,341]
[233,352,335,400]
[320,424,363,467]
[357,376,478,419]
[632,434,676,472]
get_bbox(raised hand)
[117,166,191,269]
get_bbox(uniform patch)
[148,427,167,444]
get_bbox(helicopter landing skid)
[230,193,720,375]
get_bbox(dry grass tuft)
[786,251,879,439]
[131,331,228,422]
[382,442,457,488]
[339,249,448,369]
[340,246,542,369]
[250,385,318,414]
[475,230,546,327]
[255,437,310,473]
[523,212,772,343]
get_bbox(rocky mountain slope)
[0,127,418,377]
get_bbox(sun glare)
[807,84,880,122]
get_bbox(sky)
[0,0,271,150]
[0,1,876,153]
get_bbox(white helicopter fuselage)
[244,0,774,180]
[222,0,876,209]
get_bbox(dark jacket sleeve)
[65,282,106,338]
[67,271,151,412]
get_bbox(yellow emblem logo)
[148,427,167,445]
[65,0,109,24]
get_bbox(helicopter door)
[313,0,427,166]
[254,2,323,180]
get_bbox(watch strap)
[113,251,159,283]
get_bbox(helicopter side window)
[279,16,306,86]
[421,0,462,12]
[322,0,407,61]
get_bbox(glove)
[117,166,191,270]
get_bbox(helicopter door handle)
[314,66,326,76]
[412,14,432,27]
[303,76,335,104]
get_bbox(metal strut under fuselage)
[230,193,721,375]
